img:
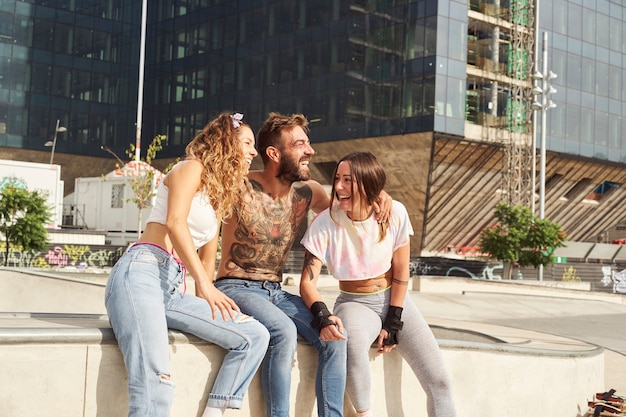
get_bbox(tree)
[125,135,168,240]
[102,134,173,240]
[477,202,566,278]
[0,178,52,266]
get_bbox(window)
[561,178,592,201]
[583,181,620,204]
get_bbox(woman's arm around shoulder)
[373,189,393,223]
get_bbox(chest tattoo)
[229,181,313,274]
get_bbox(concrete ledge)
[0,268,609,417]
[413,275,626,304]
[0,312,604,417]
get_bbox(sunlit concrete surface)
[1,268,625,417]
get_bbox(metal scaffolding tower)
[466,0,536,207]
[501,0,536,207]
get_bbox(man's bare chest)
[244,192,291,219]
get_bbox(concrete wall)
[4,269,618,316]
[0,269,108,314]
[0,315,604,417]
[414,275,626,304]
[0,269,607,417]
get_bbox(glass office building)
[538,0,626,163]
[2,0,626,254]
[144,0,467,157]
[0,1,141,156]
[1,1,468,157]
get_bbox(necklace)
[347,207,373,222]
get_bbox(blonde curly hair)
[185,112,249,219]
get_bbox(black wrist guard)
[310,301,334,331]
[382,306,404,345]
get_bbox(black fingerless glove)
[310,301,334,332]
[382,306,404,345]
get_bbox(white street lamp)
[531,32,557,281]
[44,119,67,165]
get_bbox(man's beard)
[276,155,310,183]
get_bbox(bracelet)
[310,301,334,331]
[382,305,404,345]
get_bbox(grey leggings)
[334,289,457,417]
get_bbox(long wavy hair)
[330,151,388,241]
[185,112,248,219]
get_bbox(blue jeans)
[215,278,347,417]
[105,244,270,417]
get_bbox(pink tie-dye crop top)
[301,200,413,280]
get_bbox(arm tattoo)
[303,251,319,282]
[392,277,408,285]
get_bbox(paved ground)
[308,278,626,395]
[412,292,626,356]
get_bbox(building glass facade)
[0,0,140,156]
[144,0,464,158]
[433,0,467,136]
[1,0,472,158]
[540,0,626,163]
[1,0,626,162]
[2,0,626,255]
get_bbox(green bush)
[478,202,566,269]
[0,178,52,266]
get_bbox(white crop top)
[146,179,218,250]
[301,200,413,280]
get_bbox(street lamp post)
[44,119,67,165]
[531,31,557,281]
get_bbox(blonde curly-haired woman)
[105,112,269,417]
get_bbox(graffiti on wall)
[601,266,626,294]
[408,259,440,276]
[408,257,521,280]
[44,246,69,268]
[0,243,126,269]
[409,257,502,280]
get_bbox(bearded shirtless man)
[214,112,389,417]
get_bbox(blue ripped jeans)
[215,278,347,417]
[105,244,270,417]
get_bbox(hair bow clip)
[231,113,244,128]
